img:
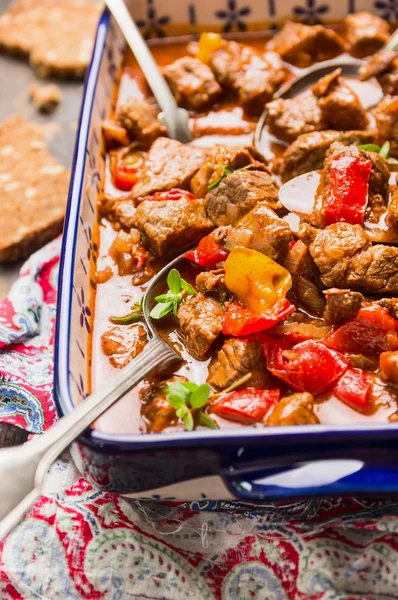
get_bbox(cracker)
[0,0,100,78]
[0,116,70,262]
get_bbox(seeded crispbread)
[0,0,100,78]
[0,116,70,262]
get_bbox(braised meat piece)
[101,324,147,369]
[265,90,326,144]
[225,203,293,264]
[345,12,390,58]
[205,170,280,227]
[266,393,319,426]
[359,50,398,96]
[267,21,345,68]
[141,376,186,433]
[311,69,369,131]
[191,144,268,198]
[132,138,206,200]
[380,352,398,384]
[376,297,398,320]
[177,293,224,360]
[283,240,325,315]
[277,129,378,182]
[323,288,364,325]
[208,41,290,113]
[102,98,167,149]
[300,221,398,294]
[163,56,222,111]
[375,96,398,158]
[207,337,271,390]
[134,197,213,257]
[196,269,232,302]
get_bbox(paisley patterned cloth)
[3,239,398,599]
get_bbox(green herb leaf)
[150,300,174,319]
[190,384,211,409]
[207,163,253,191]
[109,312,142,325]
[181,410,194,431]
[167,268,181,295]
[358,143,381,152]
[388,157,398,164]
[181,278,196,296]
[207,175,224,191]
[155,293,173,303]
[166,381,191,402]
[380,140,391,159]
[198,411,218,429]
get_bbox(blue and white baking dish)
[54,1,398,502]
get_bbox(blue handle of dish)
[221,457,398,501]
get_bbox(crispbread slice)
[0,0,100,78]
[0,116,70,262]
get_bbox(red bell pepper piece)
[332,367,373,414]
[150,188,196,201]
[264,338,348,394]
[211,388,280,424]
[222,299,296,337]
[324,305,398,355]
[185,233,229,269]
[113,159,139,191]
[324,153,372,226]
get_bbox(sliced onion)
[283,240,307,275]
[225,227,252,250]
[272,320,331,339]
[295,277,326,316]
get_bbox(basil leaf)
[388,157,398,164]
[198,412,218,429]
[166,381,191,402]
[190,383,211,409]
[181,410,194,431]
[109,312,142,325]
[182,382,198,392]
[181,278,196,296]
[150,300,174,319]
[167,394,186,410]
[167,269,181,295]
[358,143,380,152]
[380,140,390,159]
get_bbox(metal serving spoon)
[104,0,192,143]
[255,29,398,156]
[0,253,188,542]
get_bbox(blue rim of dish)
[54,9,398,458]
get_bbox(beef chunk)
[209,41,290,113]
[196,269,232,302]
[267,21,345,68]
[132,138,206,200]
[311,68,369,131]
[345,12,390,58]
[387,181,398,228]
[177,293,223,360]
[323,288,364,324]
[134,197,213,257]
[359,50,398,96]
[380,351,398,384]
[267,393,319,426]
[102,98,167,149]
[191,144,268,198]
[141,376,186,433]
[375,96,398,158]
[283,240,325,315]
[265,90,326,144]
[101,324,147,369]
[376,297,398,320]
[205,170,280,227]
[225,202,293,263]
[163,57,222,111]
[207,337,271,390]
[300,221,398,294]
[278,129,378,182]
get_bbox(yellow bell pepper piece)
[224,247,292,314]
[196,32,224,64]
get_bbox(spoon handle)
[0,337,177,542]
[382,28,398,52]
[104,0,177,117]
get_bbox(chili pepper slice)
[223,299,295,337]
[332,367,373,414]
[211,388,280,424]
[185,233,229,269]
